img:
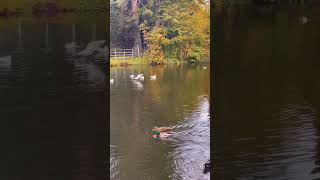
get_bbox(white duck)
[129,74,135,79]
[150,75,156,80]
[299,16,309,24]
[133,80,143,90]
[134,74,144,81]
[0,55,11,67]
[110,79,114,84]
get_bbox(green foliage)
[140,26,170,64]
[111,0,210,64]
[143,0,210,63]
[142,9,153,18]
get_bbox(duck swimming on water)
[203,160,210,174]
[134,74,144,81]
[150,75,156,80]
[152,127,173,138]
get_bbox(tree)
[140,0,210,63]
[111,0,210,63]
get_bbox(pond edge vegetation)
[110,0,210,67]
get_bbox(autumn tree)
[111,0,210,64]
[140,0,210,63]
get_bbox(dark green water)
[110,65,210,180]
[0,14,107,179]
[214,5,320,179]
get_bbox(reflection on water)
[0,14,106,179]
[169,96,210,180]
[214,5,320,179]
[110,65,210,180]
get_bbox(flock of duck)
[110,74,156,84]
[110,66,207,84]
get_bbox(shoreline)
[109,58,210,68]
[110,59,210,68]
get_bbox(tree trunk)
[131,0,142,55]
[131,0,138,15]
[155,0,161,26]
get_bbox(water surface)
[110,64,210,180]
[0,14,107,179]
[214,5,320,179]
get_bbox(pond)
[0,14,107,179]
[110,64,210,180]
[214,5,320,179]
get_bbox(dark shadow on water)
[0,14,107,179]
[214,5,320,180]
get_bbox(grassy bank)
[110,57,147,67]
[110,57,210,67]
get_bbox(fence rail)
[110,49,133,60]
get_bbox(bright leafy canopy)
[111,0,210,64]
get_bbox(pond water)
[214,5,320,179]
[0,14,107,179]
[110,64,210,180]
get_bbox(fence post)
[111,49,135,60]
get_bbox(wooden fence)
[110,49,133,60]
